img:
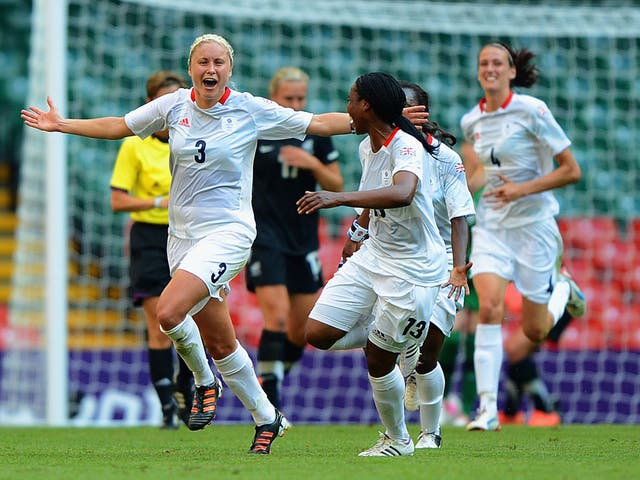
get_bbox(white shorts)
[430,288,459,337]
[470,219,562,304]
[167,230,252,315]
[310,257,439,353]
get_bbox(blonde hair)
[188,33,234,68]
[269,66,309,97]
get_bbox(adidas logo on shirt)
[178,117,190,127]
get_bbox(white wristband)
[347,219,368,242]
[153,196,163,208]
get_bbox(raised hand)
[402,105,429,128]
[441,261,473,302]
[296,190,342,214]
[21,96,62,132]
[483,174,526,206]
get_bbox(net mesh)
[1,0,639,424]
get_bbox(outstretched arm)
[297,170,418,214]
[305,106,429,137]
[21,96,133,139]
[306,112,351,136]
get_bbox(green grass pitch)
[1,424,637,480]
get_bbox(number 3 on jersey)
[194,140,206,163]
[402,317,427,340]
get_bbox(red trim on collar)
[189,86,232,105]
[383,127,400,147]
[218,86,231,104]
[479,90,514,113]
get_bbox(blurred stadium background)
[0,0,638,426]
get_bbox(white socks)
[161,315,215,387]
[417,363,444,435]
[329,316,373,351]
[474,324,503,415]
[215,341,275,426]
[548,280,571,325]
[369,365,410,442]
[257,360,285,384]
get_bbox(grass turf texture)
[1,424,637,480]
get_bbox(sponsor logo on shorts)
[371,328,387,342]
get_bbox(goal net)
[1,0,638,425]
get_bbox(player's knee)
[521,323,546,344]
[305,319,343,350]
[156,302,182,332]
[305,327,332,350]
[287,328,306,348]
[478,302,503,325]
[305,334,333,350]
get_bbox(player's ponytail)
[354,72,436,156]
[487,42,539,88]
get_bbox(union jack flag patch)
[455,163,465,173]
[399,147,415,156]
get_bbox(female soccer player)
[297,72,448,457]
[22,33,354,454]
[460,42,585,431]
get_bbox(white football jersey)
[428,136,475,270]
[460,92,571,229]
[350,128,448,287]
[124,87,313,240]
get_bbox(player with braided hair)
[297,72,463,457]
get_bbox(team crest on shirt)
[221,117,235,132]
[381,169,392,186]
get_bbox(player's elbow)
[392,189,414,207]
[567,163,581,184]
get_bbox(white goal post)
[1,0,639,426]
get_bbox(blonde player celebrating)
[297,72,448,457]
[397,81,475,449]
[22,33,356,454]
[461,42,585,431]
